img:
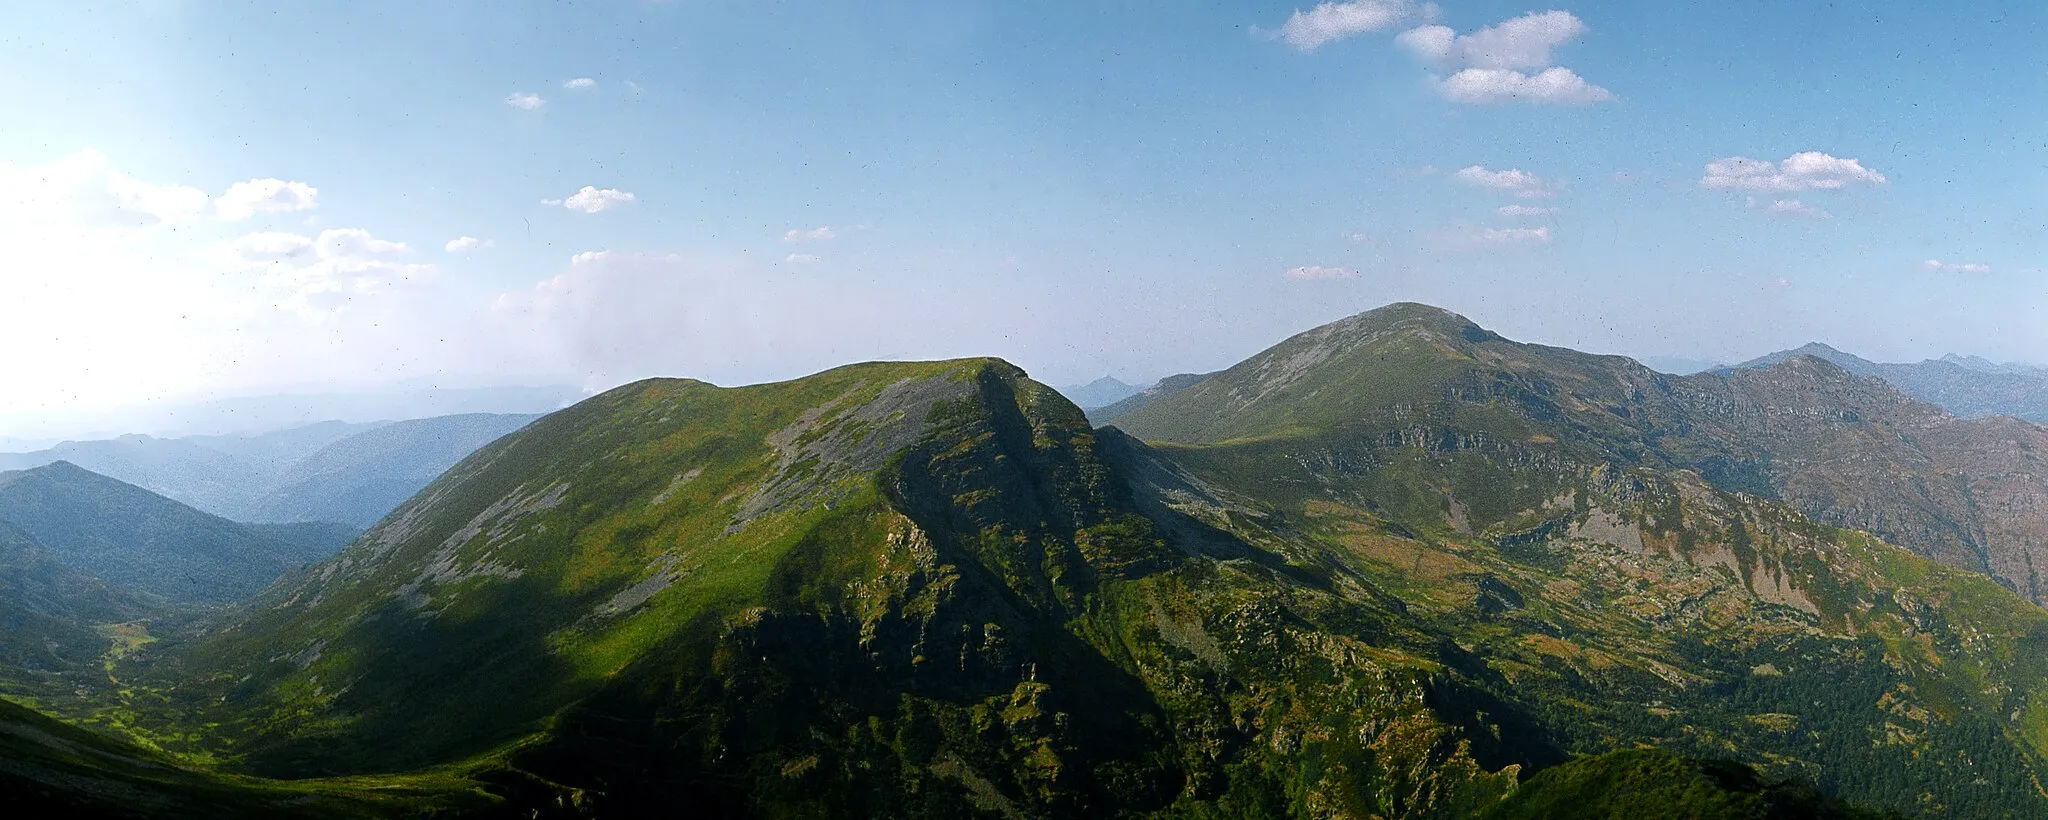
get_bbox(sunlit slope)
[1109,304,2048,814]
[134,358,1558,816]
[109,344,2048,816]
[1112,302,2048,604]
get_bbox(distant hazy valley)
[8,306,2048,817]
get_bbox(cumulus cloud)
[1271,0,1422,51]
[1437,66,1612,104]
[444,236,493,252]
[1452,165,1552,197]
[1396,11,1611,105]
[217,232,316,265]
[782,226,836,243]
[1284,265,1362,280]
[563,78,596,89]
[1748,198,1831,219]
[544,186,636,213]
[1923,259,1990,274]
[208,228,427,312]
[1497,204,1557,217]
[0,150,211,228]
[504,92,545,110]
[1471,226,1551,243]
[1397,11,1583,69]
[214,178,318,221]
[783,253,821,265]
[1701,152,1887,191]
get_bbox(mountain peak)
[1727,341,1878,376]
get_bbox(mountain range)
[1726,341,2048,423]
[1055,376,1145,409]
[0,462,335,605]
[3,304,2048,816]
[0,413,541,529]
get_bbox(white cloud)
[0,150,211,228]
[217,232,315,265]
[505,92,546,110]
[782,226,837,243]
[1497,204,1557,217]
[1923,259,1991,274]
[1273,0,1420,51]
[1398,11,1585,70]
[546,186,637,213]
[1437,67,1612,104]
[563,78,596,89]
[1396,11,1611,105]
[1284,265,1361,280]
[315,227,407,260]
[444,236,493,253]
[214,178,318,221]
[1471,226,1551,243]
[1701,152,1887,191]
[1452,165,1552,197]
[1748,198,1832,218]
[784,253,821,264]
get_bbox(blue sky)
[1,0,2043,437]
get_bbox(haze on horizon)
[3,1,2043,442]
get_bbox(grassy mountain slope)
[1112,303,2048,606]
[0,463,312,604]
[0,521,148,689]
[37,346,2021,816]
[0,696,510,819]
[1475,749,1885,820]
[1086,371,1217,425]
[237,413,540,526]
[99,359,1543,817]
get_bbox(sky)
[1,0,2044,440]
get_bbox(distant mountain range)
[1726,341,2048,422]
[0,413,540,529]
[1085,370,1217,423]
[0,462,331,604]
[1054,376,1144,408]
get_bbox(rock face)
[1112,302,2048,606]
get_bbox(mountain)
[1636,355,1724,375]
[0,421,383,518]
[0,463,321,604]
[1056,376,1144,409]
[1475,749,1883,820]
[0,521,147,686]
[8,337,2013,815]
[0,696,510,819]
[1085,371,1216,424]
[235,413,542,526]
[0,413,540,530]
[1729,342,2048,422]
[1113,304,2048,607]
[1939,353,2046,376]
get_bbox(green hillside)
[0,463,316,604]
[7,315,2048,816]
